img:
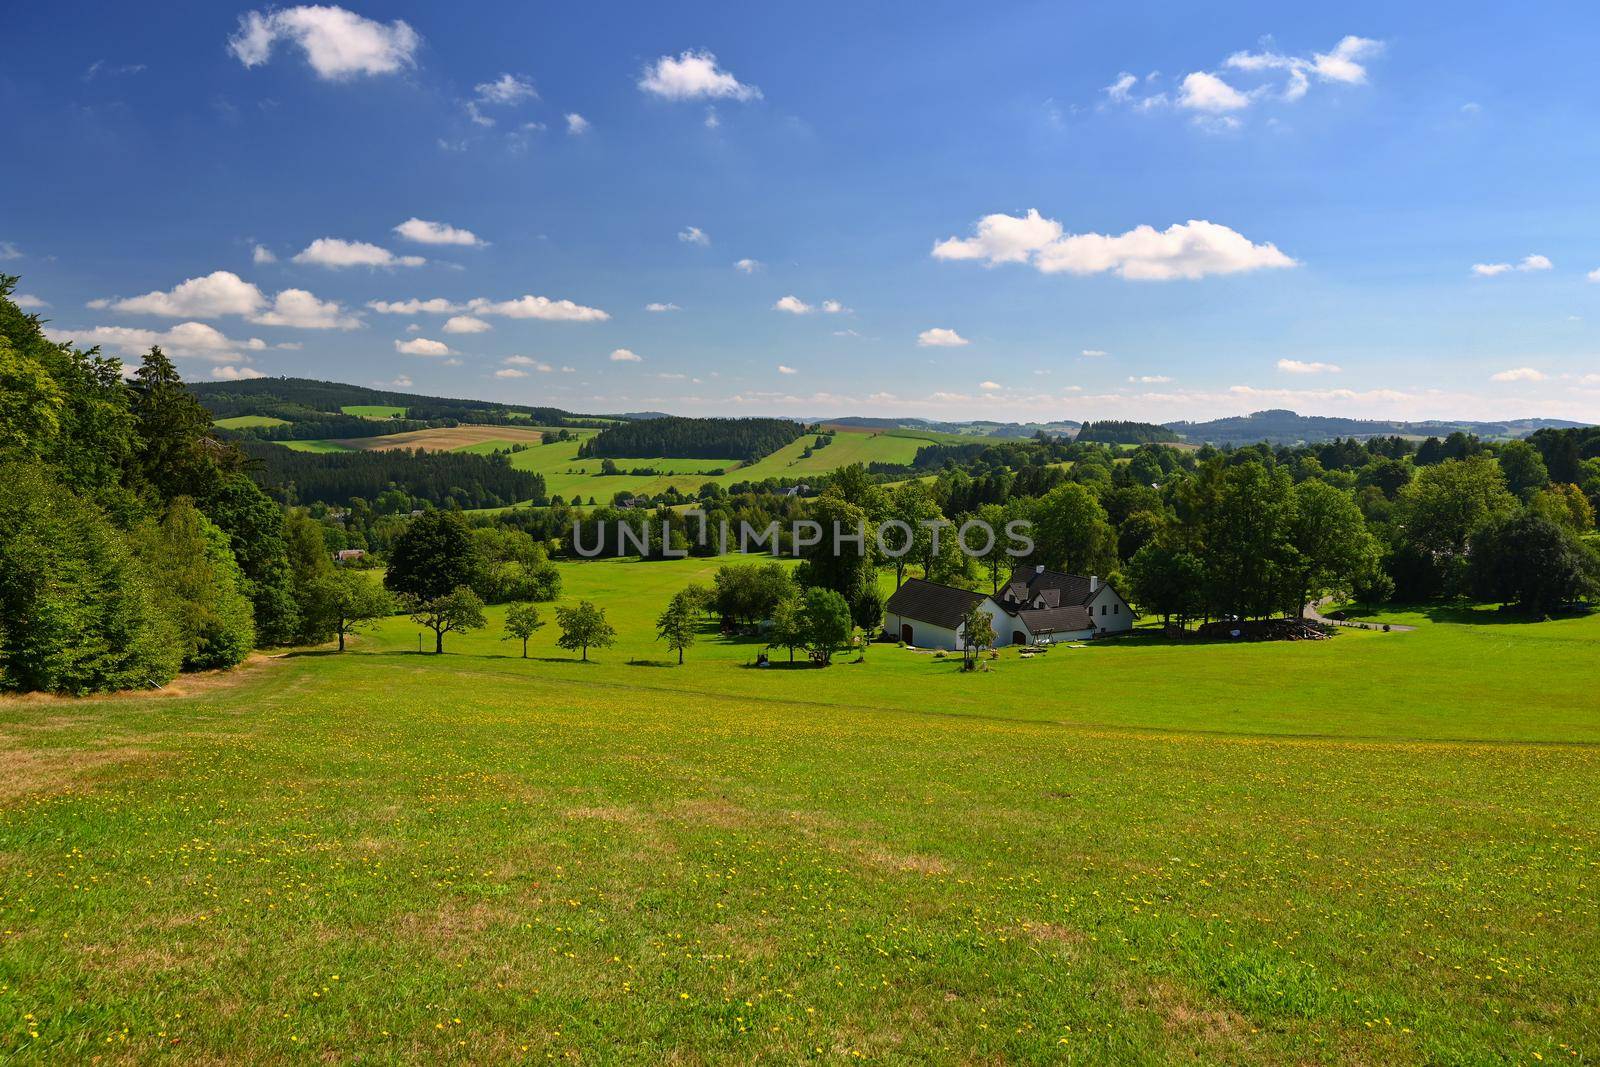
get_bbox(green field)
[2,555,1597,1062]
[212,414,289,430]
[281,439,356,453]
[493,428,960,504]
[341,405,406,419]
[271,427,963,506]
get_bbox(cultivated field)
[1,555,1596,1062]
[328,425,552,453]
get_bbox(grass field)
[211,415,289,430]
[341,405,406,419]
[271,427,964,506]
[2,555,1597,1062]
[280,439,356,454]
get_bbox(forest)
[238,439,547,509]
[1074,419,1182,444]
[576,416,806,461]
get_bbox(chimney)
[1090,575,1099,592]
[1035,564,1044,574]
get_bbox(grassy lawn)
[2,556,1597,1062]
[341,405,406,419]
[212,415,289,430]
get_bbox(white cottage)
[884,566,1135,651]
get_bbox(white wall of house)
[1086,585,1134,634]
[888,598,1011,651]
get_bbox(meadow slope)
[1,555,1596,1063]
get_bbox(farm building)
[884,566,1135,650]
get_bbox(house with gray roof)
[884,565,1134,650]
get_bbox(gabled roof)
[885,578,987,630]
[1004,567,1095,607]
[1016,605,1093,634]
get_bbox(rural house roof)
[885,578,988,630]
[1003,567,1097,608]
[1015,605,1094,634]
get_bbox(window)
[1100,604,1107,615]
[1113,604,1119,614]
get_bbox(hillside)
[1168,409,1588,446]
[189,376,607,429]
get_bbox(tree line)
[577,416,806,462]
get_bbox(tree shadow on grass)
[1354,601,1595,626]
[625,659,677,668]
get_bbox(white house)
[884,566,1135,650]
[883,579,1012,651]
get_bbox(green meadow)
[211,414,289,430]
[272,427,966,504]
[341,404,407,419]
[2,554,1596,1062]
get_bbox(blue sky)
[5,1,1600,422]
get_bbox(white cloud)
[395,337,453,357]
[678,226,710,246]
[1081,348,1109,357]
[228,5,419,80]
[565,113,590,135]
[48,321,266,361]
[211,365,267,380]
[1277,359,1342,374]
[1589,268,1600,283]
[733,258,762,273]
[1178,71,1251,113]
[1224,36,1384,99]
[494,367,527,379]
[0,242,22,260]
[1129,375,1173,383]
[645,302,680,312]
[390,374,413,388]
[249,288,362,329]
[1490,367,1544,382]
[13,294,50,309]
[934,210,1296,280]
[474,73,536,105]
[777,364,797,375]
[704,107,720,129]
[1472,254,1552,277]
[394,218,485,247]
[773,295,813,314]
[610,348,643,362]
[107,270,265,318]
[821,299,849,314]
[367,297,462,315]
[504,355,552,371]
[978,380,1002,391]
[293,238,425,269]
[252,244,276,264]
[442,314,491,334]
[639,50,760,102]
[918,328,969,347]
[467,295,610,322]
